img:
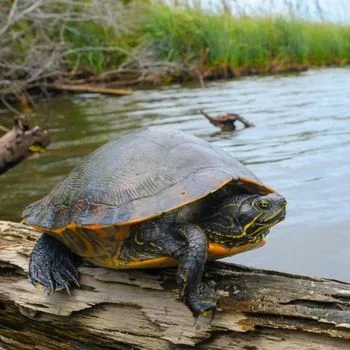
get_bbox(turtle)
[24,127,287,317]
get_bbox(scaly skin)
[29,192,286,317]
[121,222,218,316]
[29,234,79,294]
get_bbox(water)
[1,67,349,281]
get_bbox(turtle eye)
[254,198,272,211]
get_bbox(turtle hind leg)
[29,233,80,294]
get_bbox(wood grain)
[0,221,349,349]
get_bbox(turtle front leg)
[29,233,80,294]
[170,224,219,317]
[125,223,218,317]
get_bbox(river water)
[1,67,349,281]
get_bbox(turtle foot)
[29,233,79,294]
[187,281,219,319]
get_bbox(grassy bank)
[1,1,350,97]
[142,5,350,80]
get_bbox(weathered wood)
[0,116,50,175]
[49,83,132,96]
[0,220,349,349]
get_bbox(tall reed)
[141,5,350,79]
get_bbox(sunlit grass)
[141,5,350,79]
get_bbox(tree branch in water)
[0,116,50,175]
[200,109,255,131]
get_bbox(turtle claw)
[199,308,216,320]
[188,281,219,320]
[195,308,216,328]
[63,281,71,295]
[62,266,80,288]
[29,266,55,295]
[49,277,55,294]
[33,281,52,295]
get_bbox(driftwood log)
[0,116,50,175]
[0,221,349,349]
[48,83,132,96]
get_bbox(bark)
[0,220,349,350]
[0,116,50,175]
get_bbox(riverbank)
[1,1,350,101]
[144,5,350,80]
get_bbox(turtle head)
[237,192,287,243]
[202,192,287,248]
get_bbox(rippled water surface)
[1,68,349,281]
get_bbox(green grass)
[55,18,137,75]
[141,5,350,80]
[48,1,141,75]
[4,2,350,85]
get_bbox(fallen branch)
[200,109,255,131]
[0,116,50,175]
[49,83,132,96]
[0,221,349,349]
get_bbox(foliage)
[1,0,350,93]
[141,5,350,79]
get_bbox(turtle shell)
[24,127,274,231]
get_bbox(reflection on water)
[1,67,349,281]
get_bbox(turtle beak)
[266,205,286,225]
[278,196,287,221]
